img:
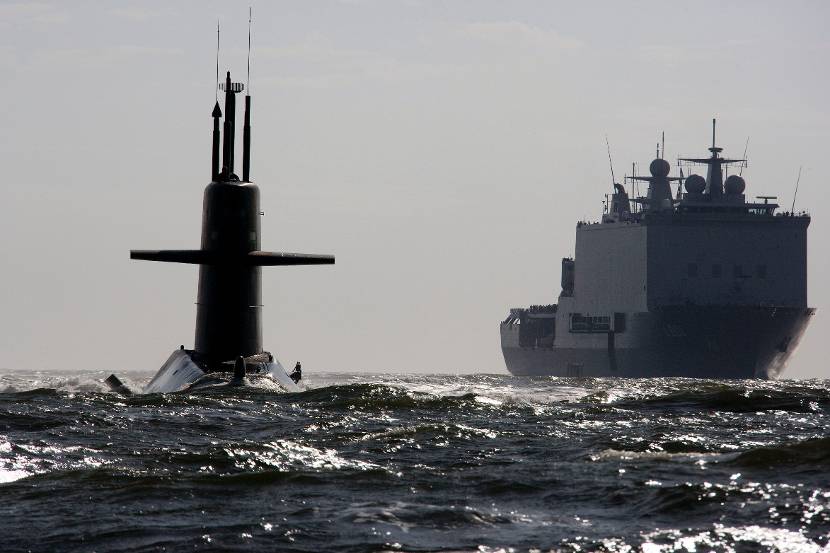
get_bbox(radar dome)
[724,175,746,195]
[649,158,671,178]
[685,174,706,194]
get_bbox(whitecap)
[0,468,30,484]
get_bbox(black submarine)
[108,63,333,394]
[501,121,814,378]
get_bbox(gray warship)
[501,121,814,379]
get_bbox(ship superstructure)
[501,121,814,378]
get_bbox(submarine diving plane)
[107,42,334,394]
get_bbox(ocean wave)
[288,380,592,415]
[612,382,830,413]
[639,524,827,553]
[0,412,67,432]
[357,422,500,444]
[590,448,726,464]
[341,501,513,530]
[729,437,830,468]
[0,438,110,487]
[0,372,116,394]
[591,437,830,470]
[290,383,495,412]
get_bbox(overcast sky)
[0,1,827,378]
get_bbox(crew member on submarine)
[291,362,302,384]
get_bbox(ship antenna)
[605,135,616,189]
[790,166,802,213]
[215,19,220,102]
[661,131,665,159]
[712,118,716,149]
[632,161,639,210]
[739,136,749,176]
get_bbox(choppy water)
[0,371,828,552]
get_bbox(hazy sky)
[0,1,827,377]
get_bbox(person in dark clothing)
[290,362,302,384]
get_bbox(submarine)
[107,59,333,394]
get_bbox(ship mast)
[678,118,745,202]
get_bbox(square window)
[757,265,767,279]
[712,264,722,278]
[687,263,698,277]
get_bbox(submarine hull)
[501,306,814,379]
[142,349,302,394]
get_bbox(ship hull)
[502,306,814,379]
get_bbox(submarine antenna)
[242,7,253,182]
[790,166,802,213]
[246,7,252,92]
[739,136,749,176]
[211,20,223,181]
[215,20,220,102]
[605,135,616,189]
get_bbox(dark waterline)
[0,371,828,552]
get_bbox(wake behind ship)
[501,121,814,379]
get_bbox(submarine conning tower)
[130,70,334,370]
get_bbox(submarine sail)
[120,61,333,393]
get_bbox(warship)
[501,121,814,379]
[107,28,333,394]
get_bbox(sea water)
[0,371,827,552]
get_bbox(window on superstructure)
[734,265,744,278]
[687,263,698,277]
[570,314,611,333]
[712,264,722,278]
[757,264,767,279]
